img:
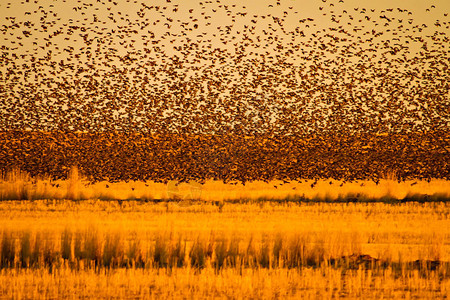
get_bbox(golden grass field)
[0,169,449,298]
[0,199,450,298]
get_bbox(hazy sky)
[0,0,445,67]
[2,0,448,56]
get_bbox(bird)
[0,0,447,188]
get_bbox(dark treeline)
[0,130,448,183]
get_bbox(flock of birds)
[0,0,449,183]
[0,130,448,184]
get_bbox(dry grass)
[1,267,449,299]
[0,169,449,297]
[0,200,449,297]
[0,168,448,202]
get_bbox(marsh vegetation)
[0,200,449,298]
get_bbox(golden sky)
[2,0,448,55]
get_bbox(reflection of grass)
[1,168,448,202]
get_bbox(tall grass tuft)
[103,232,123,268]
[83,228,102,268]
[283,235,306,268]
[43,232,57,270]
[259,236,271,268]
[308,238,326,267]
[424,233,443,262]
[189,238,207,269]
[243,236,257,268]
[20,231,32,268]
[61,228,72,261]
[126,232,144,268]
[74,231,83,263]
[281,235,326,268]
[226,236,240,268]
[31,232,41,267]
[272,233,283,268]
[153,235,169,268]
[1,231,15,268]
[169,237,186,268]
[214,238,228,270]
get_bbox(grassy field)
[0,199,449,298]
